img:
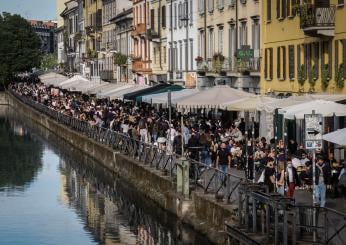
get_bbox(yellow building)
[57,0,70,28]
[261,0,346,94]
[149,0,168,84]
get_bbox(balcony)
[132,23,146,37]
[132,60,152,73]
[147,29,160,42]
[299,4,336,37]
[197,57,260,75]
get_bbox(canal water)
[0,106,210,245]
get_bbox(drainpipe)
[235,0,238,54]
[170,0,174,81]
[159,0,162,71]
[204,0,207,60]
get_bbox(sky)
[0,0,57,21]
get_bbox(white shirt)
[287,166,294,183]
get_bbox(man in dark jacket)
[308,155,331,207]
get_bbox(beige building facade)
[196,0,261,92]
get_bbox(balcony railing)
[299,4,335,36]
[197,57,260,74]
[147,28,160,41]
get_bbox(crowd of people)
[10,80,346,206]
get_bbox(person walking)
[286,158,300,198]
[264,157,276,193]
[216,143,231,183]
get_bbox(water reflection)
[0,116,43,192]
[1,107,211,245]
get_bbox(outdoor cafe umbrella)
[323,128,346,146]
[278,100,346,120]
[177,86,252,109]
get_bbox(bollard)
[177,157,189,199]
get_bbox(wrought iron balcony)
[299,4,336,37]
[147,29,160,42]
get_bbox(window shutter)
[282,0,286,18]
[314,42,319,79]
[270,48,273,79]
[287,0,291,17]
[328,41,332,78]
[289,45,295,79]
[283,46,286,80]
[277,47,281,79]
[335,40,339,78]
[343,40,346,76]
[297,44,301,76]
[265,49,268,79]
[276,0,280,19]
[267,0,272,20]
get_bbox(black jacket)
[308,162,332,185]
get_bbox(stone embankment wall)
[8,92,235,244]
[0,92,9,105]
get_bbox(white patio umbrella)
[56,75,88,88]
[96,83,132,98]
[177,86,252,109]
[39,73,68,86]
[108,85,149,100]
[141,89,199,105]
[278,100,346,119]
[221,95,278,111]
[323,128,346,146]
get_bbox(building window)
[208,0,214,12]
[239,21,247,47]
[217,0,224,10]
[162,6,166,28]
[174,3,177,29]
[218,27,224,52]
[265,48,273,80]
[288,45,295,80]
[208,28,214,58]
[179,41,183,71]
[267,0,272,21]
[150,9,155,30]
[198,0,205,14]
[277,46,286,80]
[190,0,193,26]
[252,20,260,51]
[229,24,236,59]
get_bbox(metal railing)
[300,5,336,29]
[9,88,244,203]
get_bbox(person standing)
[264,158,276,193]
[308,155,331,207]
[216,143,231,182]
[286,158,300,198]
[276,161,285,195]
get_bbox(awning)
[96,83,135,99]
[323,128,346,146]
[141,89,199,105]
[177,86,253,109]
[39,72,68,86]
[258,94,346,113]
[136,84,183,103]
[123,84,172,101]
[56,75,88,88]
[69,81,108,93]
[85,83,115,95]
[221,96,279,111]
[108,85,150,100]
[278,100,346,119]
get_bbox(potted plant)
[297,64,306,92]
[321,64,330,91]
[335,63,344,90]
[308,65,317,92]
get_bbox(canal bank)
[0,105,211,244]
[6,91,236,244]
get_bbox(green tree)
[41,53,58,70]
[0,12,42,87]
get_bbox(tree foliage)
[0,12,42,86]
[41,53,58,71]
